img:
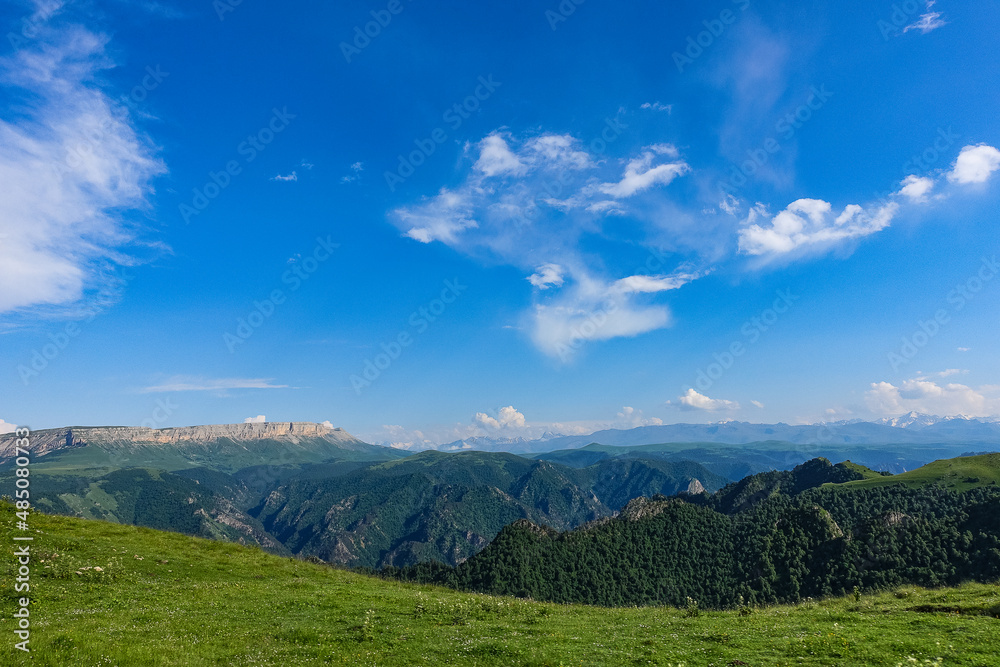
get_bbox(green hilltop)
[838,453,1000,491]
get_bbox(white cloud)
[528,263,565,290]
[398,187,479,244]
[640,102,672,113]
[271,171,297,182]
[391,131,707,357]
[243,415,266,423]
[525,134,593,170]
[957,347,971,352]
[0,419,17,434]
[598,145,688,198]
[948,144,1000,184]
[474,133,524,176]
[340,161,363,183]
[904,2,947,34]
[677,389,740,412]
[0,16,166,315]
[738,198,898,259]
[140,377,289,393]
[751,400,765,409]
[474,406,527,430]
[529,266,702,360]
[865,378,1000,417]
[719,195,739,215]
[918,368,967,379]
[897,175,934,202]
[614,406,663,428]
[611,271,702,294]
[321,420,334,429]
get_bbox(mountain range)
[424,413,1000,453]
[2,416,998,570]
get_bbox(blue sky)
[1,0,999,446]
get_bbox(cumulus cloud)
[321,420,335,429]
[271,171,297,182]
[738,198,898,259]
[948,144,1000,184]
[474,406,527,430]
[865,378,1000,417]
[474,133,524,176]
[243,415,266,423]
[0,419,18,434]
[0,12,166,315]
[140,377,289,393]
[528,263,565,290]
[677,389,740,411]
[897,175,934,202]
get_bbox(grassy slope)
[2,504,998,666]
[839,453,1000,491]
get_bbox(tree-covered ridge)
[390,457,1000,608]
[252,450,726,568]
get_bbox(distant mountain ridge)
[0,422,381,462]
[419,413,1000,453]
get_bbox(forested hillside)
[391,456,1000,608]
[252,451,725,567]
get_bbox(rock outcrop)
[0,422,359,460]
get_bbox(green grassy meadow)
[2,503,998,666]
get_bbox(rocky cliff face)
[0,422,358,460]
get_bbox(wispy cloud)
[271,171,297,182]
[904,1,947,34]
[0,8,166,316]
[140,377,290,393]
[640,101,672,113]
[391,130,702,358]
[341,161,364,183]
